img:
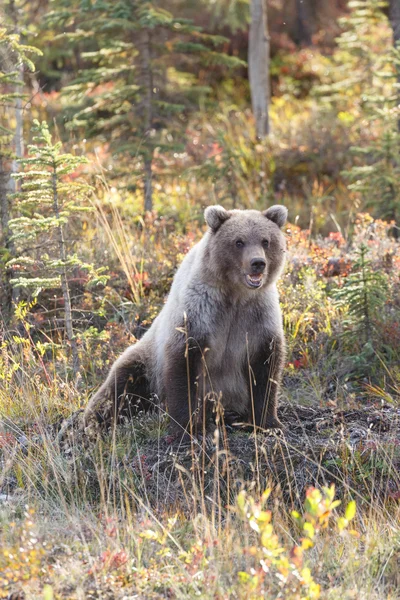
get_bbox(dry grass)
[1,206,400,599]
[1,386,400,599]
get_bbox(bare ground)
[11,400,394,514]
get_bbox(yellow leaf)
[301,567,312,584]
[345,500,356,522]
[303,522,315,539]
[43,585,54,600]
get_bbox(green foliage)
[342,42,400,225]
[317,0,390,107]
[6,120,107,371]
[200,0,249,33]
[346,125,400,223]
[45,0,245,209]
[332,243,387,351]
[0,27,42,153]
[188,110,275,208]
[7,119,106,291]
[336,0,388,78]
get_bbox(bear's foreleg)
[164,338,205,439]
[250,336,284,429]
[84,344,150,430]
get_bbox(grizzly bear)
[84,204,287,437]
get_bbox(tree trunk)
[52,171,80,375]
[295,0,313,46]
[249,0,270,139]
[144,158,153,212]
[9,0,24,182]
[389,0,400,131]
[389,0,400,45]
[0,156,14,321]
[11,65,24,186]
[139,28,154,212]
[8,0,24,306]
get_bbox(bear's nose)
[250,258,266,273]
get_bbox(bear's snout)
[250,257,266,274]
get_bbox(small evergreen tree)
[0,27,42,318]
[332,244,387,366]
[336,0,388,87]
[201,0,249,33]
[345,117,400,227]
[343,39,400,229]
[317,0,389,108]
[46,0,244,211]
[7,120,107,374]
[316,1,400,229]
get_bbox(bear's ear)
[263,205,288,228]
[204,205,230,232]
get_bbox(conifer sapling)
[7,120,107,375]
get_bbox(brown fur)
[84,205,287,438]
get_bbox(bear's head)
[204,205,287,291]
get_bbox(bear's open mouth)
[245,274,263,289]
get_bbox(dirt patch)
[1,402,399,513]
[121,402,400,511]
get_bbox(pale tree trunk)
[11,65,24,186]
[139,29,154,212]
[0,0,21,319]
[9,0,24,186]
[249,0,270,139]
[8,0,24,308]
[9,65,24,308]
[389,0,400,131]
[0,159,10,239]
[52,171,80,376]
[0,157,14,321]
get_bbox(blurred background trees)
[45,0,244,211]
[1,0,399,240]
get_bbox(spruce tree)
[316,1,400,228]
[336,0,388,87]
[7,120,107,374]
[317,0,389,107]
[0,27,42,318]
[46,0,244,211]
[332,243,387,369]
[343,38,400,229]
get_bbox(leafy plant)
[0,508,49,598]
[236,484,356,600]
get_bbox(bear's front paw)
[264,417,284,431]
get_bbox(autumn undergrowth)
[1,204,400,598]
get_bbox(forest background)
[1,1,400,599]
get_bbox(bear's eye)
[262,239,269,249]
[235,240,244,248]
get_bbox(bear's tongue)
[246,273,263,288]
[249,274,262,283]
